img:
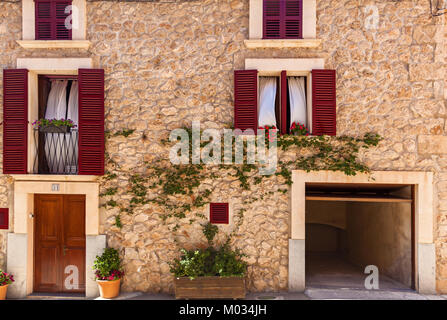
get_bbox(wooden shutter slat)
[234,70,258,132]
[3,69,28,174]
[312,69,336,136]
[78,69,104,175]
[210,203,229,224]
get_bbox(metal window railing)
[33,128,78,175]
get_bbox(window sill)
[244,39,322,49]
[11,174,98,182]
[16,40,91,49]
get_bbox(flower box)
[39,124,71,133]
[174,276,246,300]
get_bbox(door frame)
[7,176,104,298]
[289,170,436,294]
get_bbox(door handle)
[63,245,66,256]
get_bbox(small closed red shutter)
[263,0,303,39]
[312,69,336,136]
[35,0,72,40]
[0,208,9,230]
[55,1,72,39]
[280,70,287,135]
[78,69,105,175]
[284,0,303,38]
[210,203,229,224]
[234,70,258,132]
[35,0,53,39]
[3,69,28,174]
[263,0,281,39]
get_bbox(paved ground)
[18,289,447,300]
[19,253,447,301]
[92,289,447,300]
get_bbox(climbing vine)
[99,127,382,245]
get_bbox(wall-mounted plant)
[32,118,76,133]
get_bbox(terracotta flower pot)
[0,284,8,300]
[96,279,121,299]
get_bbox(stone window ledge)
[244,39,322,49]
[16,40,91,49]
[11,174,98,182]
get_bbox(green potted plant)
[290,122,309,136]
[170,223,248,299]
[93,248,124,299]
[32,118,77,133]
[0,270,14,300]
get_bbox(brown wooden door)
[34,194,86,293]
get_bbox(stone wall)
[0,0,446,292]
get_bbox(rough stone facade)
[0,0,446,293]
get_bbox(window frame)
[246,0,319,49]
[15,58,94,174]
[18,0,89,49]
[258,71,313,135]
[245,58,325,135]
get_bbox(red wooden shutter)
[210,203,229,224]
[35,0,72,40]
[55,1,72,40]
[280,70,287,135]
[3,69,28,174]
[312,69,336,136]
[78,69,105,175]
[284,0,303,39]
[263,0,281,39]
[35,0,53,40]
[234,70,258,132]
[263,0,303,39]
[0,208,9,230]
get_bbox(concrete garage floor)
[302,252,446,300]
[305,253,411,291]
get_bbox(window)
[35,0,73,40]
[234,69,336,136]
[18,0,89,49]
[263,0,303,39]
[2,68,105,175]
[35,75,78,174]
[246,0,319,48]
[210,203,229,224]
[258,74,308,134]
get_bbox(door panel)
[38,247,59,290]
[34,194,86,294]
[62,195,86,293]
[34,194,63,292]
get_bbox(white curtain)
[288,77,307,128]
[45,80,68,120]
[66,81,78,174]
[258,77,277,128]
[45,80,68,173]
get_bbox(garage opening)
[305,183,415,291]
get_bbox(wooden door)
[34,194,85,293]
